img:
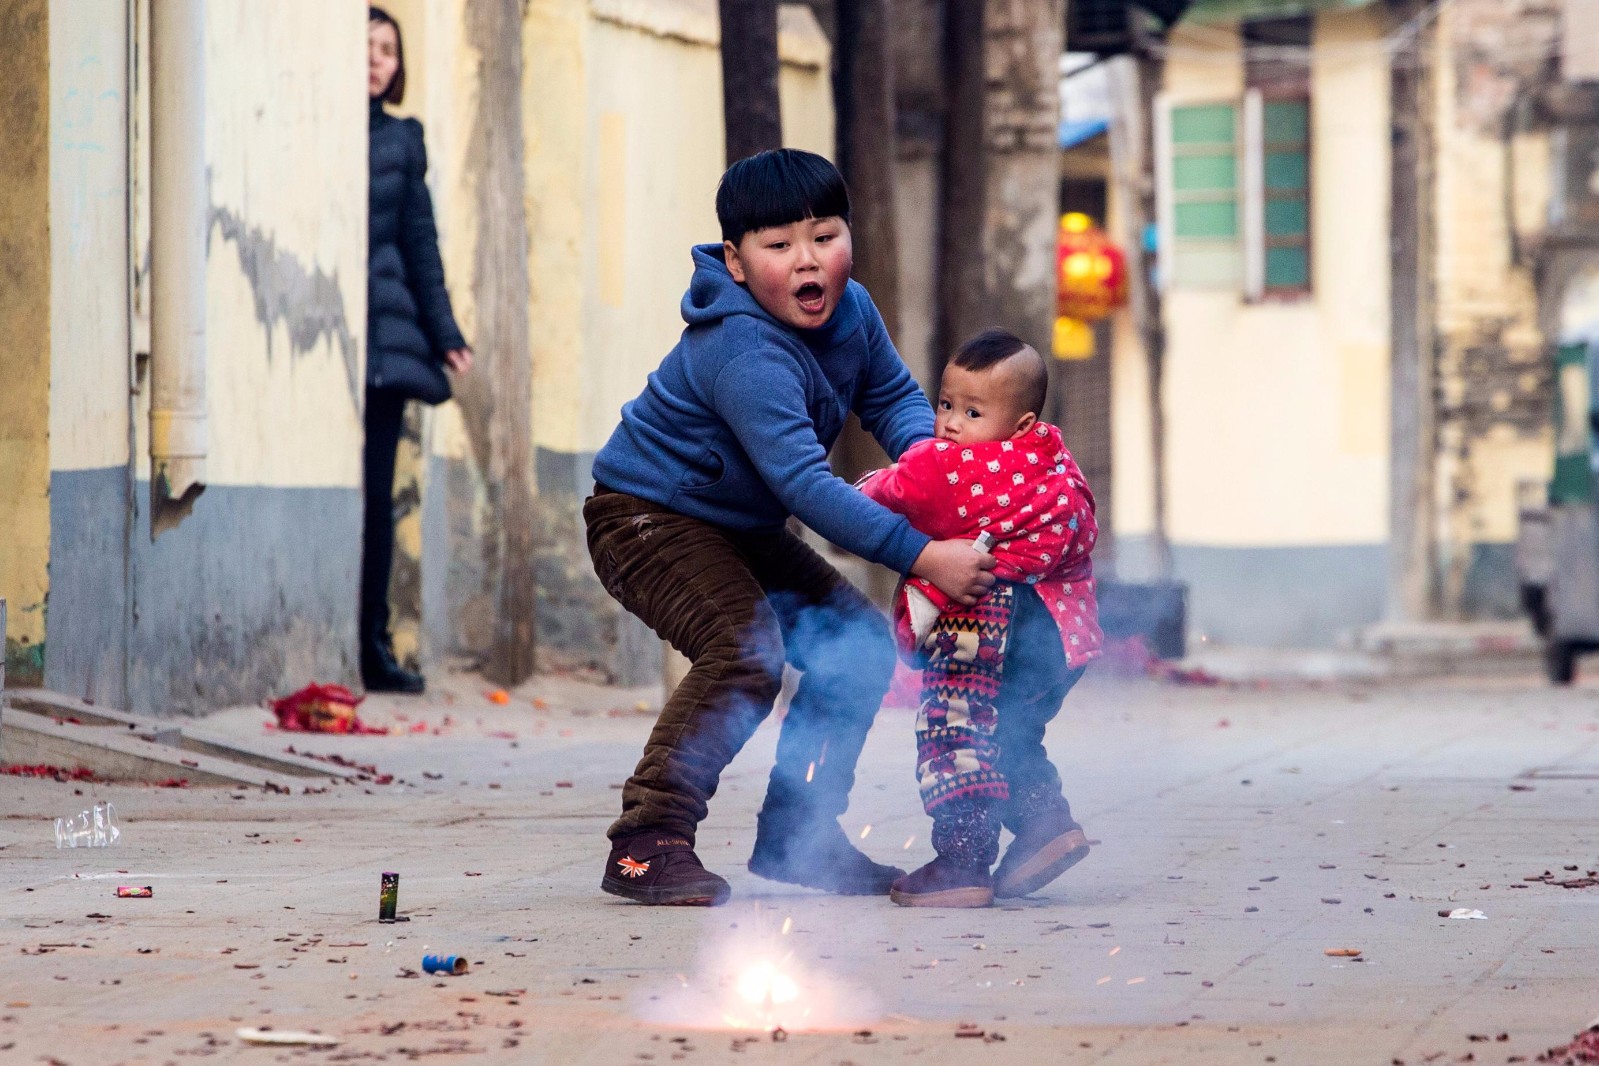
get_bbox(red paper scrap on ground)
[268,683,387,735]
[1542,1026,1599,1064]
[2,764,97,782]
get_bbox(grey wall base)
[47,467,361,716]
[1115,537,1388,648]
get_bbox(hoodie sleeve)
[712,349,932,573]
[852,293,934,460]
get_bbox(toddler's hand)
[911,539,997,606]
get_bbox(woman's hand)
[910,539,997,606]
[444,347,474,374]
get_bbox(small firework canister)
[115,886,153,898]
[422,954,468,976]
[378,872,399,922]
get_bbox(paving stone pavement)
[1,669,1597,1065]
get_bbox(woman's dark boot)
[361,632,424,694]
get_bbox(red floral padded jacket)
[859,421,1103,670]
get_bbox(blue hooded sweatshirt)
[591,244,935,574]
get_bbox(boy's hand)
[911,539,997,606]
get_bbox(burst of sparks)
[1108,946,1120,957]
[859,825,872,840]
[1096,976,1111,985]
[1127,977,1146,985]
[780,917,793,936]
[903,836,915,850]
[805,762,815,783]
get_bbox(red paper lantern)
[1056,212,1127,323]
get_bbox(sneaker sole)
[601,875,731,907]
[993,831,1090,899]
[746,855,901,896]
[888,885,994,908]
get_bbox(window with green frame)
[1161,94,1313,298]
[1261,98,1310,292]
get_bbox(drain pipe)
[148,0,207,537]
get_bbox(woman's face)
[369,20,399,99]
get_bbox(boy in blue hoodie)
[586,149,996,906]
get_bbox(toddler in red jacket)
[859,329,1103,907]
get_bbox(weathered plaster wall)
[414,0,834,683]
[42,2,369,714]
[1427,0,1557,617]
[43,0,132,703]
[1113,10,1393,646]
[0,0,51,686]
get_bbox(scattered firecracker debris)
[155,778,189,788]
[1524,869,1599,890]
[532,697,550,710]
[2,763,97,782]
[955,1023,985,1039]
[1325,948,1362,957]
[268,683,386,734]
[555,780,573,788]
[284,746,393,785]
[1541,1025,1599,1064]
[486,690,511,705]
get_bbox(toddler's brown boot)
[992,809,1090,899]
[888,857,994,908]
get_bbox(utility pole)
[719,0,784,162]
[830,0,902,490]
[1387,0,1436,622]
[1107,17,1172,580]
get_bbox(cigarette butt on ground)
[1324,948,1362,957]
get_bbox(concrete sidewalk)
[2,669,1598,1064]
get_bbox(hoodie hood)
[680,243,860,343]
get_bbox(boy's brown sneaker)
[602,833,731,906]
[888,857,994,908]
[992,820,1090,899]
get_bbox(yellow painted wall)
[0,0,52,678]
[201,3,367,490]
[579,1,834,456]
[1151,8,1391,548]
[49,0,130,476]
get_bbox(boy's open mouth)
[794,281,826,314]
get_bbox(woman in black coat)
[364,6,471,692]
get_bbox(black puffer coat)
[368,98,465,402]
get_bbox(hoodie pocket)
[679,446,726,490]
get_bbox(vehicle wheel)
[1546,641,1578,686]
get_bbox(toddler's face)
[935,363,1035,445]
[724,217,853,331]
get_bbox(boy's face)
[723,217,853,331]
[935,361,1038,445]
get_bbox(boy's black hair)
[369,6,407,106]
[716,148,852,244]
[951,328,1049,417]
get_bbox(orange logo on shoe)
[617,857,651,878]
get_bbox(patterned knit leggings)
[915,583,1017,864]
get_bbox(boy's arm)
[853,294,934,460]
[714,351,931,574]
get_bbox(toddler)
[859,329,1102,907]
